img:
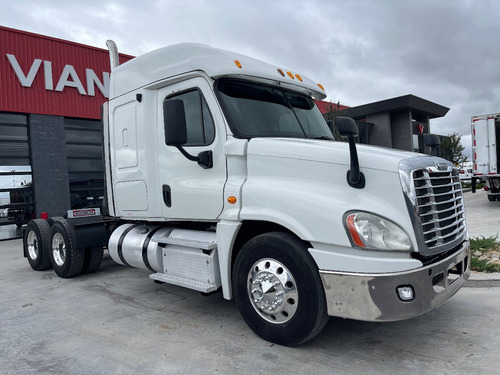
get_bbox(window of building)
[413,134,421,152]
[64,118,104,209]
[0,113,33,229]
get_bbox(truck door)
[487,116,497,174]
[157,77,227,220]
[473,116,497,175]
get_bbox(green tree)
[441,132,468,166]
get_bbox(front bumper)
[319,240,470,322]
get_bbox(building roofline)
[340,94,449,119]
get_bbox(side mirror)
[162,99,213,169]
[163,99,187,146]
[335,117,365,189]
[327,120,334,134]
[336,117,359,138]
[422,133,440,147]
[422,133,441,157]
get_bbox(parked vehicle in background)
[7,184,33,226]
[459,162,473,183]
[471,113,500,201]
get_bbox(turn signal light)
[227,196,237,204]
[346,214,366,248]
[234,60,242,69]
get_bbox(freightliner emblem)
[436,162,449,171]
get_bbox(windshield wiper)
[311,136,334,141]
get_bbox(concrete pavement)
[0,188,499,374]
[463,189,500,285]
[1,238,500,375]
[463,189,500,239]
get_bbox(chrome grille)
[413,169,466,251]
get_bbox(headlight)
[344,212,413,251]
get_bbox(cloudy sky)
[1,0,499,160]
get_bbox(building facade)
[0,26,132,227]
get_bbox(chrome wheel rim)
[247,258,298,324]
[27,231,39,260]
[51,233,66,266]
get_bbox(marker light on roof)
[234,60,242,69]
[295,74,303,82]
[286,71,295,79]
[317,83,325,91]
[277,69,285,77]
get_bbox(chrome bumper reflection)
[319,241,470,322]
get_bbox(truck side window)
[164,89,215,146]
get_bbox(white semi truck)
[471,113,500,201]
[23,41,470,346]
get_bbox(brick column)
[28,114,70,217]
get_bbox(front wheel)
[488,195,497,202]
[232,232,329,346]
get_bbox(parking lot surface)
[0,189,499,375]
[464,189,500,239]
[1,239,499,375]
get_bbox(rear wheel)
[49,220,84,278]
[488,195,496,202]
[81,246,104,274]
[24,219,52,271]
[233,232,329,346]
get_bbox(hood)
[246,138,425,173]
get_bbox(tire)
[49,220,84,278]
[24,219,52,271]
[81,246,104,274]
[47,216,65,226]
[488,195,496,202]
[232,232,329,346]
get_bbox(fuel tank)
[108,223,173,272]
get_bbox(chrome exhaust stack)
[106,39,119,70]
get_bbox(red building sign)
[0,26,133,119]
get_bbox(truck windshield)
[215,79,334,140]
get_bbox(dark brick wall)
[28,114,70,217]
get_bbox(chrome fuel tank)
[108,224,173,272]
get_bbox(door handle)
[162,185,171,207]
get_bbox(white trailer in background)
[471,113,500,201]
